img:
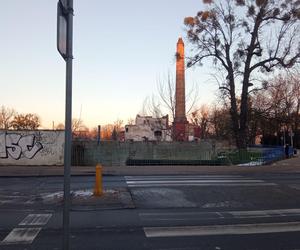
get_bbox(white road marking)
[140,211,219,221]
[144,222,300,238]
[127,180,264,184]
[140,208,300,221]
[128,183,276,187]
[229,210,269,218]
[1,228,42,245]
[125,175,276,187]
[125,175,243,180]
[216,212,225,219]
[1,213,52,245]
[229,208,300,217]
[19,214,52,226]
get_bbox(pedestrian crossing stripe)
[19,214,52,226]
[143,222,300,238]
[125,175,276,187]
[139,208,300,221]
[1,213,52,245]
[1,228,42,245]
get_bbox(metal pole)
[97,125,101,145]
[63,0,73,249]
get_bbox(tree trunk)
[236,129,248,149]
[239,76,250,149]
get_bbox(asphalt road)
[1,174,300,249]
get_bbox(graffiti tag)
[0,132,43,160]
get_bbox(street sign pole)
[57,0,73,249]
[63,0,73,248]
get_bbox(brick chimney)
[173,38,188,141]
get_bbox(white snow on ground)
[42,191,63,202]
[41,189,118,202]
[238,161,264,166]
[72,190,93,197]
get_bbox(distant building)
[125,115,172,141]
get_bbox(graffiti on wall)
[0,132,43,160]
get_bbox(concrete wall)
[74,141,215,166]
[0,130,64,166]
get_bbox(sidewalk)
[1,155,300,177]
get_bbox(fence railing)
[126,158,228,166]
[234,146,287,166]
[71,141,290,166]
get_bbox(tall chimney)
[175,38,187,123]
[173,37,188,141]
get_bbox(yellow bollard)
[93,163,103,196]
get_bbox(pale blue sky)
[0,0,216,129]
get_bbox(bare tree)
[101,124,114,140]
[55,123,65,130]
[210,104,233,141]
[113,119,124,133]
[290,72,300,132]
[72,118,85,132]
[184,0,300,148]
[11,113,41,130]
[55,119,86,132]
[251,72,300,145]
[157,73,176,120]
[127,117,135,125]
[88,127,98,140]
[140,95,162,118]
[0,106,16,129]
[143,73,200,122]
[189,104,211,139]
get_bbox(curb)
[1,158,300,177]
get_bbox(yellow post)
[93,163,103,196]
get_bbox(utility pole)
[57,0,73,249]
[97,125,101,145]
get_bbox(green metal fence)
[71,141,287,166]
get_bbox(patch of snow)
[42,191,63,201]
[41,189,118,201]
[104,189,118,195]
[72,190,93,197]
[238,161,264,166]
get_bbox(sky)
[0,0,217,129]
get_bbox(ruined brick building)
[124,115,171,141]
